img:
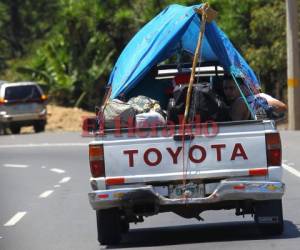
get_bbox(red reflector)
[233,184,245,190]
[105,177,125,186]
[90,161,105,178]
[267,149,281,166]
[89,146,103,158]
[265,133,282,166]
[249,168,268,176]
[89,144,105,177]
[98,194,109,199]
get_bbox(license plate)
[169,182,204,199]
[14,103,37,113]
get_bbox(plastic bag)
[103,99,136,128]
[128,95,162,114]
[135,111,166,128]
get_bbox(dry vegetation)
[22,105,95,133]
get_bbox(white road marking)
[54,185,61,188]
[4,212,27,226]
[283,163,300,178]
[41,166,47,169]
[39,190,54,198]
[0,143,88,149]
[0,236,3,239]
[59,177,71,184]
[50,168,65,174]
[3,164,28,168]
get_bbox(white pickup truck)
[87,4,285,245]
[88,119,285,245]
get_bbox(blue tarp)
[108,4,260,99]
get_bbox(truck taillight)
[89,145,105,177]
[265,132,282,166]
[41,94,48,101]
[0,98,7,105]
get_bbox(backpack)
[167,83,230,124]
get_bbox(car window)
[4,85,41,101]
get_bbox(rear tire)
[96,208,121,245]
[254,199,284,235]
[10,125,21,134]
[120,218,129,234]
[0,123,6,135]
[34,121,45,133]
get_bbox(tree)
[209,0,287,100]
[247,0,286,99]
[0,0,293,109]
[0,0,59,59]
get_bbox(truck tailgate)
[97,121,270,183]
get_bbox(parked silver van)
[0,82,47,134]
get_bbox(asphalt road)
[0,131,300,250]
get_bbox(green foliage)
[247,0,286,97]
[209,0,287,98]
[0,0,293,109]
[0,0,59,58]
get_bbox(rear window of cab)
[4,85,41,101]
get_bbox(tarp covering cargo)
[108,4,260,99]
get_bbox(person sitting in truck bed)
[223,76,251,121]
[240,85,288,114]
[223,75,288,121]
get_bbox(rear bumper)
[0,109,47,123]
[88,180,285,210]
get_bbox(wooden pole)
[183,3,217,124]
[286,0,300,130]
[180,3,217,192]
